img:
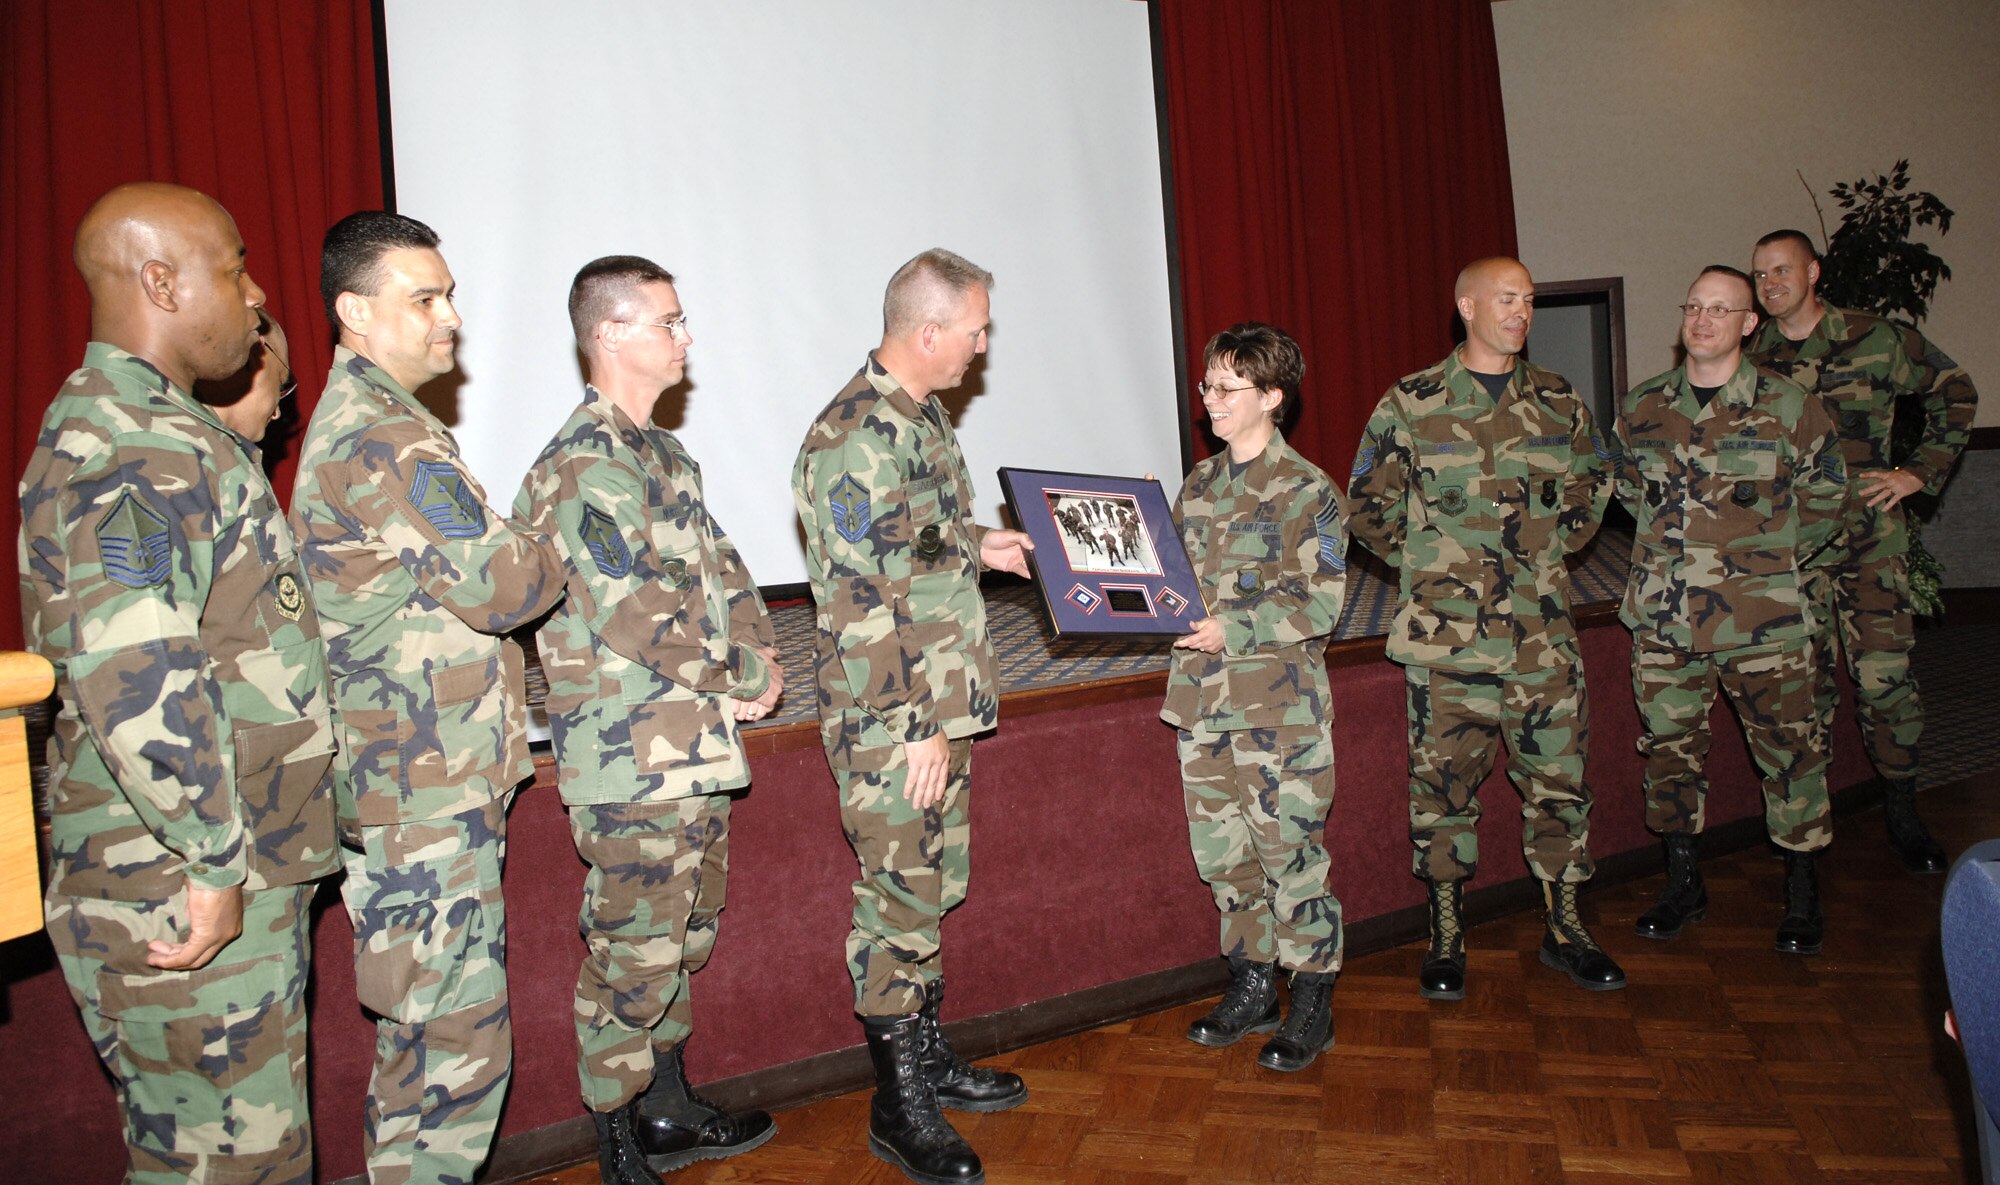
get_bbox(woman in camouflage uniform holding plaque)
[1162,323,1350,1073]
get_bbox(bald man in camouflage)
[1347,257,1625,1001]
[21,182,336,1184]
[793,249,1034,1185]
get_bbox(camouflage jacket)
[291,347,561,827]
[515,388,774,805]
[19,344,336,901]
[1346,350,1610,675]
[792,355,996,770]
[1161,431,1348,732]
[1748,304,1978,556]
[1614,357,1849,653]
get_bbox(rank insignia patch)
[577,504,632,578]
[273,572,305,621]
[1155,587,1189,616]
[1065,583,1102,614]
[829,474,872,544]
[1314,502,1346,572]
[409,460,487,539]
[96,489,174,589]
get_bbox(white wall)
[1494,0,2000,423]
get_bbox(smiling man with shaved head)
[20,182,337,1184]
[1347,256,1625,1002]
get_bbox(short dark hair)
[320,210,441,325]
[569,255,677,351]
[1697,263,1755,302]
[1754,228,1818,261]
[1203,322,1306,426]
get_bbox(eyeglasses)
[619,314,691,340]
[1679,303,1752,319]
[1194,380,1261,399]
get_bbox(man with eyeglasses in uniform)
[1615,265,1850,953]
[1747,229,1979,876]
[514,256,782,1184]
[199,313,298,442]
[1346,256,1625,1002]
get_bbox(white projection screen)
[382,0,1182,589]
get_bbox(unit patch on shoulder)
[829,474,873,544]
[408,459,487,539]
[577,504,632,578]
[96,488,174,589]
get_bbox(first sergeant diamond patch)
[408,459,487,539]
[829,474,873,544]
[96,488,174,589]
[577,504,633,578]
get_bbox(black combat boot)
[861,1014,985,1185]
[634,1042,776,1172]
[919,978,1027,1112]
[1256,970,1336,1073]
[1634,833,1707,940]
[1775,848,1825,955]
[1538,880,1627,990]
[1185,957,1280,1047]
[592,1101,665,1185]
[1419,878,1467,1000]
[1883,777,1947,874]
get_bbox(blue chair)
[1943,837,2000,1184]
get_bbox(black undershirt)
[1689,383,1722,410]
[1470,369,1511,400]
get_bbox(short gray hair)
[883,248,992,337]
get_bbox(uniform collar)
[83,340,240,440]
[1442,347,1526,404]
[332,344,458,438]
[583,384,674,465]
[864,352,932,423]
[1221,428,1288,491]
[1670,355,1759,419]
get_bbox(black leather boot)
[1257,970,1336,1072]
[862,1014,984,1185]
[1883,776,1947,874]
[1419,878,1467,1000]
[919,978,1027,1112]
[592,1101,665,1185]
[1538,881,1627,991]
[1775,849,1825,955]
[1634,833,1707,940]
[1185,957,1280,1047]
[634,1042,776,1172]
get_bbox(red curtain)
[1,0,383,649]
[1160,0,1519,472]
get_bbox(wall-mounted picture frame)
[998,467,1207,637]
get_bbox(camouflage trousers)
[339,796,511,1185]
[46,881,316,1185]
[1634,636,1831,852]
[1177,722,1342,974]
[837,736,972,1017]
[1806,547,1921,780]
[1406,663,1594,884]
[569,794,730,1112]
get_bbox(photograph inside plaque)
[998,467,1206,638]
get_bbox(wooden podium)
[0,652,54,941]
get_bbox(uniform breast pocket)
[1525,454,1569,518]
[1417,443,1487,523]
[1713,447,1778,516]
[906,488,958,572]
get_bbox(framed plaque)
[998,467,1206,637]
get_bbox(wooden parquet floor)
[528,774,1998,1185]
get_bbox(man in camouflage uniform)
[1347,257,1625,1000]
[1617,266,1850,954]
[1163,322,1348,1073]
[291,212,563,1185]
[20,182,336,1184]
[792,249,1035,1185]
[1748,229,1979,874]
[515,256,780,1183]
